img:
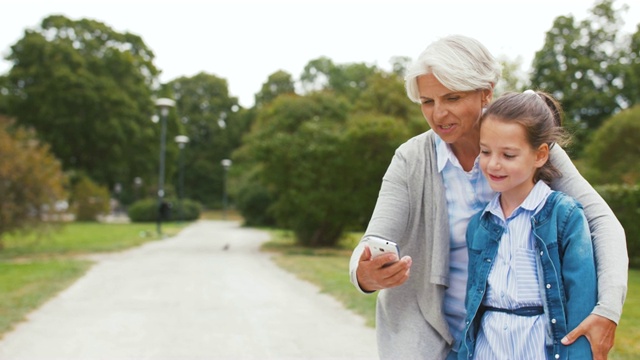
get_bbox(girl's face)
[417,74,491,146]
[479,117,548,202]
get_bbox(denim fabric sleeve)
[549,145,627,323]
[559,201,597,358]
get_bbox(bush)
[596,184,640,267]
[0,117,68,241]
[128,198,202,222]
[234,183,276,227]
[71,176,110,221]
[583,106,640,185]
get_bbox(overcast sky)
[3,0,640,107]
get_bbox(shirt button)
[546,284,551,289]
[551,318,556,324]
[555,354,560,359]
[540,251,544,256]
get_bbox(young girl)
[458,90,597,359]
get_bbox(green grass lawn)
[263,230,640,359]
[0,221,186,338]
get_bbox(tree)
[234,84,416,246]
[352,71,426,135]
[581,105,640,185]
[300,57,378,102]
[254,70,295,107]
[495,56,528,96]
[0,116,67,246]
[1,15,161,194]
[165,72,246,208]
[529,0,630,153]
[237,92,351,246]
[71,175,110,221]
[619,24,640,107]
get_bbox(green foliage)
[246,93,351,246]
[620,26,640,106]
[582,105,640,185]
[165,72,247,208]
[352,71,426,131]
[300,57,378,102]
[232,179,277,227]
[235,90,414,247]
[1,15,161,192]
[596,184,640,267]
[0,116,67,244]
[254,70,295,107]
[529,0,631,153]
[127,198,201,222]
[71,176,110,221]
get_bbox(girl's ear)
[535,143,549,168]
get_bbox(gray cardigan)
[349,130,628,360]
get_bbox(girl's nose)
[488,155,500,170]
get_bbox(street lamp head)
[155,98,175,117]
[221,159,232,169]
[175,135,190,144]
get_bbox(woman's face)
[417,74,491,145]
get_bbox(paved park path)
[0,220,378,360]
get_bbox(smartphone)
[366,236,400,267]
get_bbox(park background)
[1,0,640,358]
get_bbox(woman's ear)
[482,88,493,105]
[535,143,549,168]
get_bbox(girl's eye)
[480,149,489,155]
[504,154,516,159]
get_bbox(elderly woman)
[349,34,627,360]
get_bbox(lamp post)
[221,159,232,219]
[175,135,189,221]
[155,97,175,236]
[133,177,143,201]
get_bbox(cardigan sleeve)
[549,145,628,324]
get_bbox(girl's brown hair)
[479,90,570,184]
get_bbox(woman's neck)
[450,136,480,172]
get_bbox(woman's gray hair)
[405,34,502,103]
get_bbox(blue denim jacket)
[458,191,597,360]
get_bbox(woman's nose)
[433,102,447,120]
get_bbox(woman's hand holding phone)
[355,236,412,292]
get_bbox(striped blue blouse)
[435,136,495,352]
[474,180,552,360]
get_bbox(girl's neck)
[499,182,536,218]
